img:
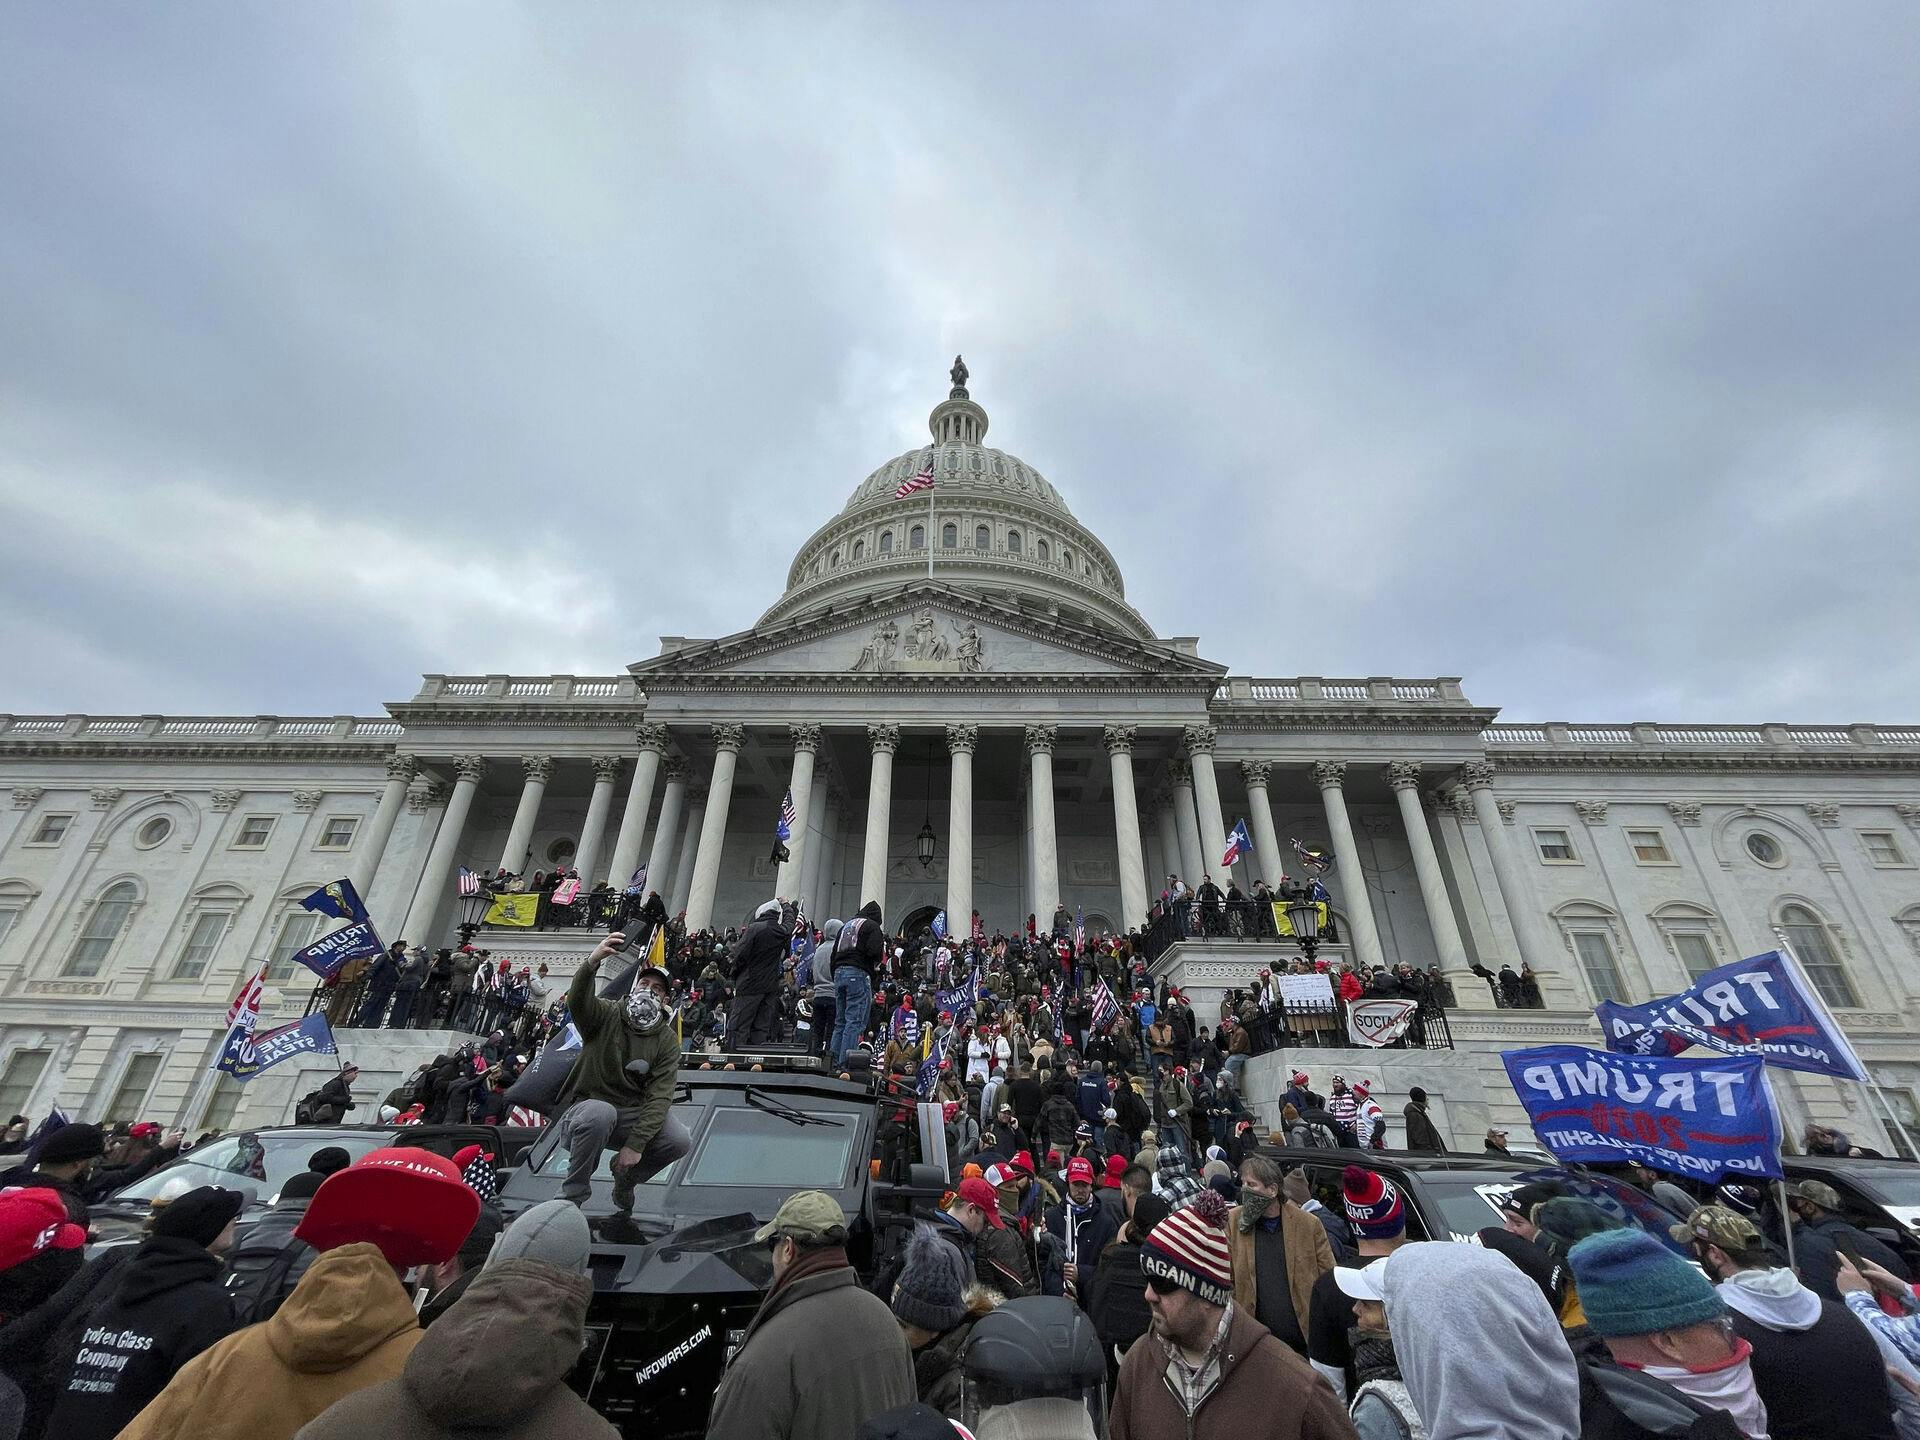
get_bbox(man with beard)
[552,932,692,1223]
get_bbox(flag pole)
[1771,928,1903,1152]
[926,464,935,580]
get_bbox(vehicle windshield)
[106,1131,388,1206]
[1422,1167,1692,1252]
[1848,1170,1920,1209]
[529,1103,859,1192]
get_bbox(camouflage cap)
[1670,1203,1766,1254]
[753,1189,849,1245]
[1787,1179,1842,1212]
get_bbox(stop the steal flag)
[1595,949,1867,1082]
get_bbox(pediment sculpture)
[851,610,985,673]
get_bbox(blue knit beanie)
[1568,1228,1725,1338]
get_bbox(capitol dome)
[761,360,1157,642]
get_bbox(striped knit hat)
[1341,1165,1406,1240]
[1141,1186,1233,1305]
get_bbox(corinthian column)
[606,724,668,890]
[572,756,622,884]
[669,785,705,918]
[1026,726,1060,921]
[643,759,688,901]
[1462,759,1552,968]
[1239,761,1283,889]
[945,725,977,938]
[402,755,485,943]
[1184,726,1229,887]
[859,725,900,920]
[497,756,552,874]
[683,726,744,931]
[1167,758,1205,884]
[350,753,415,897]
[1311,760,1385,972]
[1105,726,1148,928]
[1387,762,1471,981]
[774,724,821,902]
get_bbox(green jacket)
[563,960,682,1151]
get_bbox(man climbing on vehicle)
[553,931,692,1225]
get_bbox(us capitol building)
[4,362,1918,1148]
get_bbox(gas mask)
[625,986,667,1035]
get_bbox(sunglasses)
[1145,1273,1185,1297]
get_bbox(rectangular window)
[27,815,72,846]
[171,912,231,980]
[0,1049,51,1122]
[1672,931,1717,982]
[102,1052,164,1125]
[200,1074,246,1133]
[233,816,276,848]
[317,816,358,850]
[1883,1090,1920,1163]
[1534,829,1577,862]
[1628,829,1673,864]
[1573,931,1629,1003]
[266,911,321,983]
[0,907,21,951]
[1862,831,1907,865]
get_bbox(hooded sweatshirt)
[1380,1241,1581,1440]
[832,902,887,979]
[1722,1266,1901,1440]
[117,1242,422,1440]
[290,1259,614,1440]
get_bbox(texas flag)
[1221,819,1253,868]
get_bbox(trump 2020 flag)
[300,878,369,926]
[217,1014,339,1082]
[1503,1044,1783,1182]
[290,920,385,982]
[1221,820,1253,868]
[1595,949,1868,1082]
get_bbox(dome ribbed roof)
[841,441,1077,519]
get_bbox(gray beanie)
[488,1198,591,1274]
[890,1224,970,1333]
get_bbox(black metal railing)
[302,976,546,1038]
[1220,996,1453,1053]
[1141,897,1342,963]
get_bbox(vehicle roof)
[1784,1154,1919,1174]
[1255,1146,1563,1176]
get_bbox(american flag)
[626,862,648,893]
[1090,978,1120,1034]
[894,453,936,498]
[226,967,266,1034]
[1074,906,1086,956]
[1291,838,1334,875]
[461,1151,498,1202]
[508,1104,547,1129]
[776,789,797,843]
[456,866,482,896]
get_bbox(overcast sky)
[3,6,1916,724]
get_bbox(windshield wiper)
[744,1087,846,1128]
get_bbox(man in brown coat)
[1224,1152,1334,1356]
[1111,1187,1357,1440]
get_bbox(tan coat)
[1225,1200,1334,1343]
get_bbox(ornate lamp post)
[916,738,939,871]
[1279,882,1324,965]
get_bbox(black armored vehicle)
[493,1053,941,1440]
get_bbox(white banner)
[1347,997,1420,1047]
[1277,973,1335,1008]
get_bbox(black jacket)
[1043,1200,1119,1310]
[1733,1297,1897,1440]
[1088,1236,1153,1356]
[729,916,791,995]
[832,902,887,979]
[0,1245,134,1440]
[1802,1213,1911,1283]
[222,1197,317,1323]
[45,1236,235,1440]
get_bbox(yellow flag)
[483,893,539,927]
[1270,900,1329,938]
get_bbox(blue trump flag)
[301,878,370,927]
[1503,1044,1782,1182]
[289,919,386,982]
[1595,949,1868,1082]
[217,1014,339,1082]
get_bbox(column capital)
[945,723,978,755]
[867,723,901,755]
[453,754,488,784]
[383,753,418,783]
[1181,724,1218,756]
[209,789,243,811]
[710,724,746,754]
[788,723,823,753]
[684,782,709,807]
[1166,757,1193,786]
[661,756,689,784]
[1309,760,1347,791]
[1443,788,1478,823]
[1461,759,1498,791]
[1574,799,1609,825]
[1239,759,1271,788]
[1102,724,1137,755]
[520,755,555,783]
[1024,724,1058,756]
[291,790,324,811]
[634,722,671,754]
[407,782,449,814]
[1385,760,1424,792]
[591,755,624,783]
[1667,801,1703,827]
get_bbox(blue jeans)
[831,967,872,1065]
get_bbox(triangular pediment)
[633,583,1224,681]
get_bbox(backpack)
[224,1228,309,1325]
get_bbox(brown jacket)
[1110,1303,1357,1440]
[121,1242,422,1440]
[1224,1201,1334,1343]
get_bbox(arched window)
[1779,904,1858,1006]
[831,549,842,567]
[67,881,136,977]
[942,523,957,548]
[1037,539,1050,563]
[852,540,865,561]
[910,525,925,550]
[1006,529,1022,555]
[878,532,893,554]
[975,525,990,549]
[1061,547,1073,570]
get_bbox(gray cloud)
[2,5,1915,722]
